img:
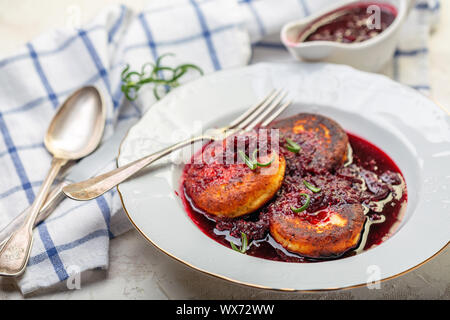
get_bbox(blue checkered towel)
[0,0,440,294]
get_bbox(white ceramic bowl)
[281,0,412,72]
[118,62,449,291]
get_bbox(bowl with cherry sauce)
[281,0,413,72]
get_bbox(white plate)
[117,62,450,291]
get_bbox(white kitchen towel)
[0,0,439,294]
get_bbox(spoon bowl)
[45,86,106,160]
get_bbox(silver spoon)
[0,86,106,277]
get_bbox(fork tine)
[230,89,283,130]
[244,91,289,131]
[228,89,276,128]
[260,100,291,127]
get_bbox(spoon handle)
[0,157,67,277]
[63,136,206,201]
[0,182,68,249]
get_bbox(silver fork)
[62,89,291,201]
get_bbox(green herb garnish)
[252,149,275,167]
[238,149,275,170]
[285,137,301,153]
[303,180,321,193]
[255,157,275,167]
[238,150,257,170]
[291,193,311,213]
[121,53,203,101]
[230,232,248,254]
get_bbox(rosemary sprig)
[121,53,203,101]
[238,150,257,170]
[285,137,301,153]
[238,149,275,170]
[255,156,275,167]
[252,149,275,167]
[290,193,311,213]
[303,180,321,193]
[230,232,248,254]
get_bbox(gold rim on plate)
[115,94,449,292]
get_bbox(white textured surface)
[1,230,449,299]
[0,0,448,299]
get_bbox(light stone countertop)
[0,0,448,299]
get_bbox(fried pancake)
[267,114,364,258]
[269,113,349,171]
[185,142,286,218]
[270,203,365,258]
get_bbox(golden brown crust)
[269,113,349,170]
[187,153,286,218]
[269,204,365,258]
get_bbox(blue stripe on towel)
[394,48,428,56]
[0,143,44,160]
[123,24,235,52]
[189,0,221,70]
[27,43,59,108]
[0,26,103,70]
[138,13,159,61]
[411,85,431,90]
[95,196,114,239]
[253,42,286,50]
[78,29,111,94]
[241,0,266,37]
[38,26,103,57]
[415,1,440,12]
[108,5,126,43]
[36,222,69,281]
[28,229,110,266]
[46,202,90,223]
[0,180,42,200]
[3,67,109,116]
[0,113,36,203]
[0,53,29,69]
[298,0,310,16]
[138,13,171,92]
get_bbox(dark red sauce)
[298,2,397,44]
[180,132,407,262]
[348,134,407,248]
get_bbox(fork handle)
[63,135,207,201]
